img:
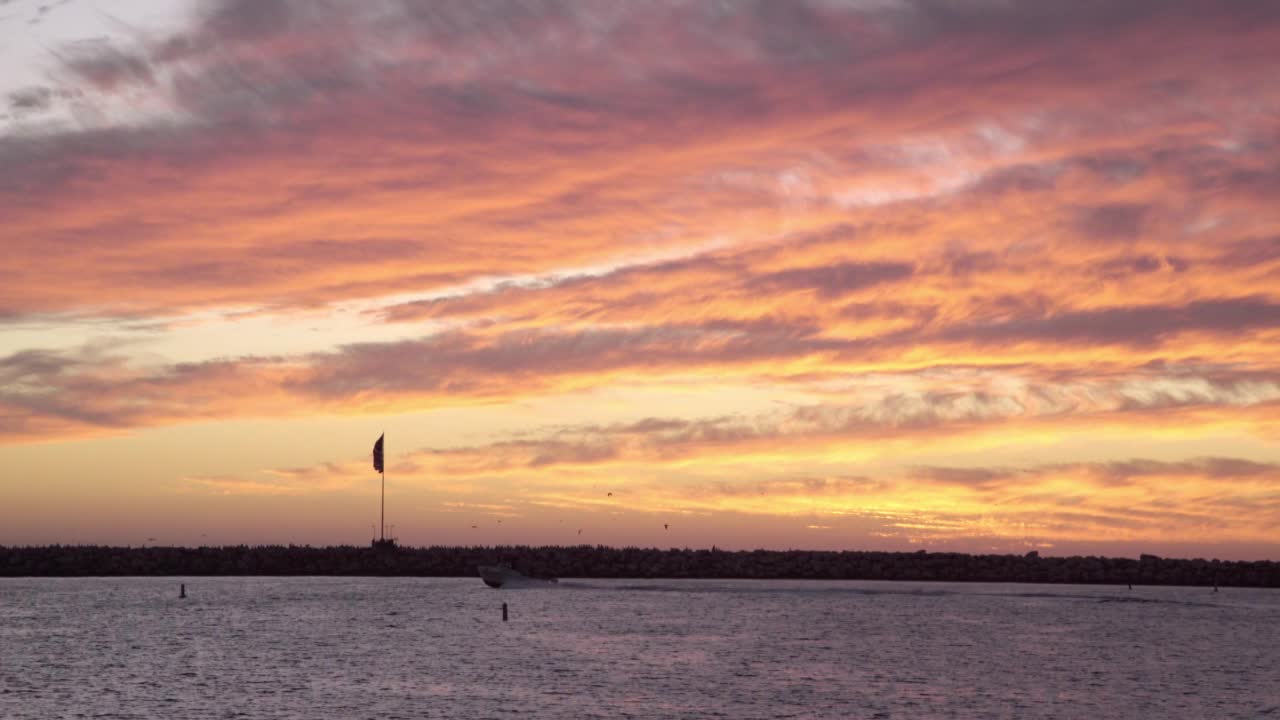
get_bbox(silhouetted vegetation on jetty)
[2,545,1276,587]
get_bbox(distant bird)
[607,492,613,497]
[577,529,582,535]
[471,525,478,529]
[146,537,156,542]
[663,524,668,530]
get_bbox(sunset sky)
[2,0,1279,559]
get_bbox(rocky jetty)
[1,545,1276,587]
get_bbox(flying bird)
[663,524,668,530]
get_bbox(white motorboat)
[478,564,557,588]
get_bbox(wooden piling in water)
[502,602,508,622]
[180,583,186,599]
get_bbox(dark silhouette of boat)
[478,563,557,588]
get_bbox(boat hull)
[478,565,557,588]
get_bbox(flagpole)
[380,432,386,542]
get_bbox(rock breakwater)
[2,545,1276,587]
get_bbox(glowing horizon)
[2,0,1279,559]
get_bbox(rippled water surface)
[2,577,1277,719]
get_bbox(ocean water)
[1,577,1276,719]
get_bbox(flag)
[372,433,384,474]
